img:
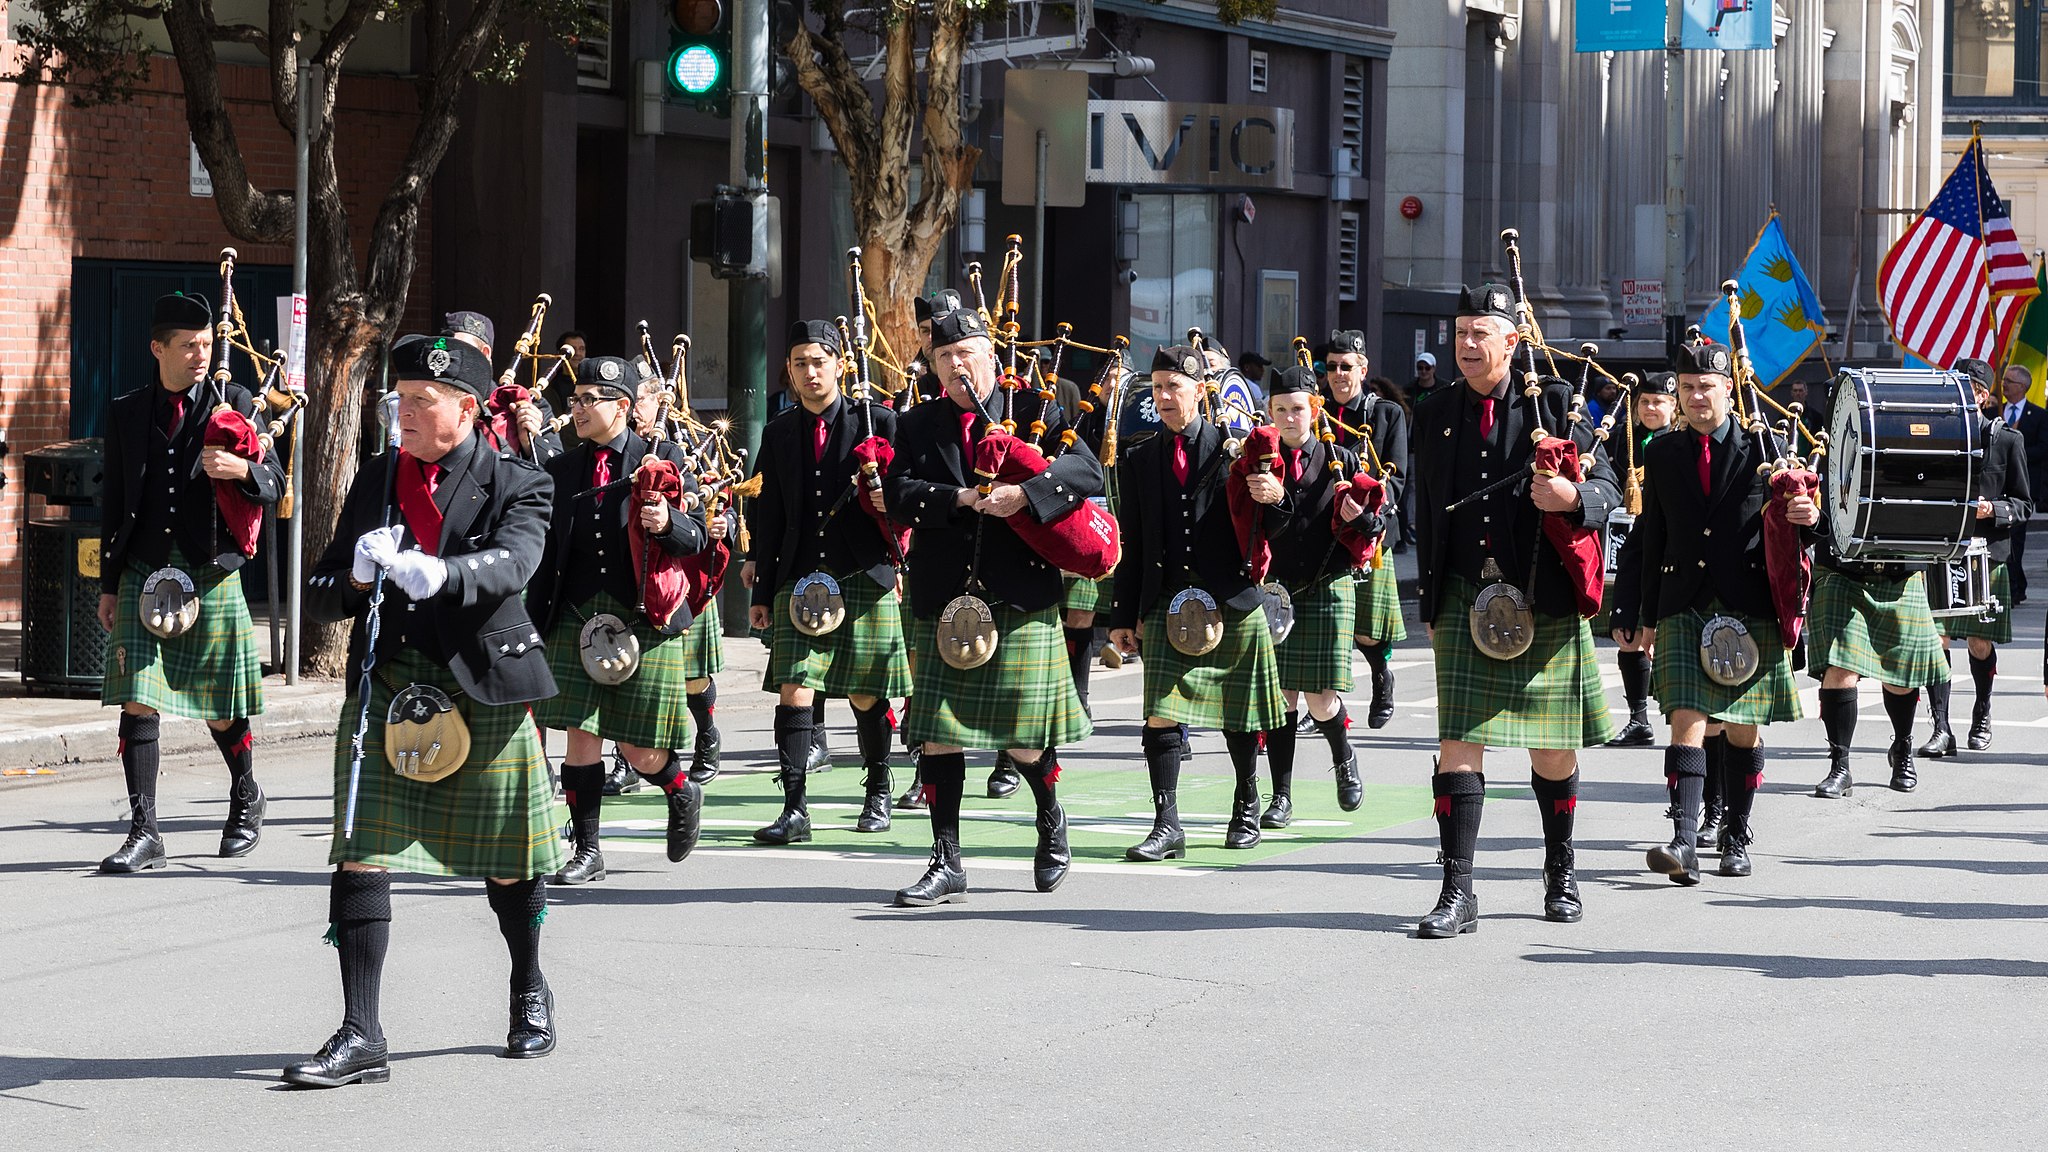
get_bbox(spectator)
[556,330,588,373]
[1238,351,1273,386]
[1405,352,1438,401]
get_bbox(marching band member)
[97,291,284,872]
[1320,330,1408,728]
[1603,371,1679,750]
[883,306,1099,903]
[529,356,710,885]
[744,321,911,845]
[1409,284,1620,937]
[1259,365,1377,827]
[1919,358,2033,758]
[1108,345,1288,860]
[443,310,564,464]
[291,335,564,1085]
[1609,343,1816,885]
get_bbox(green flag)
[2013,256,2048,406]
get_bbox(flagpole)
[1663,0,1686,358]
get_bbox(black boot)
[101,826,166,874]
[1315,706,1362,812]
[282,1028,390,1088]
[1127,728,1186,861]
[1543,845,1585,922]
[664,779,704,862]
[486,878,554,1058]
[1223,730,1262,850]
[1717,814,1754,877]
[211,719,264,857]
[1607,649,1656,746]
[1919,679,1956,758]
[1360,642,1396,729]
[1813,750,1854,798]
[755,770,811,844]
[1262,712,1297,829]
[853,702,895,833]
[1417,859,1478,938]
[1814,686,1857,798]
[896,753,929,811]
[857,764,893,833]
[894,839,968,906]
[1968,652,1996,750]
[554,762,607,884]
[687,684,722,784]
[806,697,833,773]
[1648,745,1704,886]
[103,713,165,874]
[1606,716,1656,748]
[1888,739,1918,793]
[987,749,1023,799]
[1530,771,1584,921]
[1033,802,1071,893]
[601,754,642,795]
[1883,688,1919,792]
[756,705,813,845]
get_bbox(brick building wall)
[0,45,432,620]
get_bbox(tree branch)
[162,0,294,241]
[265,0,302,135]
[788,6,880,182]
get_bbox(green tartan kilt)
[762,575,912,699]
[1432,575,1615,749]
[1138,601,1285,732]
[904,604,1092,750]
[534,591,695,749]
[1351,564,1408,644]
[101,552,265,721]
[1807,568,1949,688]
[1938,563,2012,643]
[1062,573,1111,616]
[329,649,564,878]
[1275,573,1356,694]
[1651,605,1803,725]
[674,593,727,679]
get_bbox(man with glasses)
[1322,330,1409,728]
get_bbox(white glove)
[352,526,402,583]
[386,551,448,601]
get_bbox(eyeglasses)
[566,393,623,409]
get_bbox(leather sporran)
[1165,588,1224,657]
[384,684,470,784]
[139,567,201,640]
[1469,581,1535,661]
[1257,581,1295,645]
[578,612,641,685]
[1699,615,1762,687]
[790,572,847,636]
[937,594,999,670]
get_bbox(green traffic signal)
[666,0,729,112]
[669,44,722,95]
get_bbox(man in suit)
[1321,329,1410,726]
[1999,364,2046,604]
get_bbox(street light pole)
[1663,1,1687,357]
[723,0,770,636]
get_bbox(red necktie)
[959,410,978,456]
[395,453,445,557]
[1288,448,1303,483]
[813,415,829,463]
[1172,434,1190,486]
[1479,396,1496,439]
[592,446,614,503]
[1697,433,1712,496]
[164,392,187,436]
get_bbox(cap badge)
[425,348,452,374]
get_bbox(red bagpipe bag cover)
[969,429,1121,579]
[204,409,264,557]
[1225,425,1285,584]
[482,384,531,453]
[627,458,698,628]
[1765,467,1819,648]
[851,436,912,561]
[1331,471,1386,567]
[1531,436,1604,619]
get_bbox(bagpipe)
[202,247,304,556]
[1288,336,1388,572]
[485,292,579,457]
[837,247,909,571]
[634,322,757,622]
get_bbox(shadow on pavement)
[1705,893,2048,920]
[0,1046,495,1090]
[1518,948,2048,979]
[852,905,1418,935]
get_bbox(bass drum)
[1825,367,1976,561]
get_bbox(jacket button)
[1697,560,1706,568]
[1702,528,1712,537]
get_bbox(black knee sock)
[1222,730,1262,803]
[1882,688,1920,742]
[811,697,830,757]
[211,717,255,789]
[1971,651,1996,707]
[1267,711,1298,798]
[1142,726,1183,795]
[1818,686,1859,751]
[117,712,161,832]
[1723,741,1763,822]
[921,751,966,847]
[853,701,894,765]
[485,878,547,996]
[1312,703,1354,764]
[1017,750,1059,809]
[1431,771,1485,865]
[1925,678,1952,730]
[1703,731,1726,812]
[330,870,391,1044]
[1618,650,1651,715]
[1530,770,1579,851]
[635,751,686,792]
[687,681,717,735]
[1664,745,1706,846]
[560,762,605,844]
[1065,627,1093,702]
[774,704,814,781]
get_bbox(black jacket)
[2008,400,2048,492]
[747,396,899,606]
[1609,419,1779,632]
[1110,418,1285,628]
[1965,415,2034,564]
[1325,389,1409,515]
[100,380,285,594]
[1411,378,1620,625]
[307,431,557,707]
[885,387,1103,618]
[529,430,707,635]
[1265,438,1373,590]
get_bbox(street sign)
[1002,70,1089,208]
[1622,278,1664,326]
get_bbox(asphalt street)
[5,627,2048,1150]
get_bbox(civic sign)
[1087,100,1294,191]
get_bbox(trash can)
[20,439,106,694]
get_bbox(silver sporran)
[1165,587,1224,657]
[1257,581,1295,645]
[139,567,200,640]
[790,571,847,636]
[937,594,999,670]
[1699,614,1761,687]
[578,612,641,685]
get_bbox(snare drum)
[1927,538,2000,620]
[1825,368,1977,561]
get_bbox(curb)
[0,692,347,785]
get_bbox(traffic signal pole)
[722,0,769,636]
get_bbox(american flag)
[1877,137,2040,368]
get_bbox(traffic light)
[667,0,730,116]
[691,187,760,280]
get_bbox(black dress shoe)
[896,761,929,811]
[1968,704,1993,751]
[1368,666,1396,729]
[895,844,968,906]
[99,828,165,874]
[601,756,642,796]
[806,732,833,774]
[282,1027,390,1087]
[1178,729,1193,764]
[1259,793,1294,829]
[1417,860,1478,938]
[1033,805,1070,893]
[219,779,266,858]
[1543,847,1584,922]
[1296,712,1318,735]
[1813,756,1853,799]
[504,985,556,1058]
[753,806,810,845]
[1126,792,1186,861]
[1606,717,1657,748]
[554,842,607,884]
[690,723,722,784]
[1333,752,1363,813]
[1717,818,1753,877]
[666,781,703,861]
[1888,740,1917,793]
[856,775,893,833]
[1699,802,1724,853]
[1918,727,1956,759]
[987,752,1022,799]
[1223,794,1261,850]
[1647,837,1701,886]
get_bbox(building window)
[1337,211,1360,302]
[1128,194,1218,354]
[576,0,614,91]
[1947,0,2047,104]
[1249,49,1270,94]
[1340,58,1366,174]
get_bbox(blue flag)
[1696,214,1826,387]
[1681,0,1775,50]
[1576,0,1663,52]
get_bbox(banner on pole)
[1575,1,1664,52]
[1680,1,1775,51]
[276,294,308,394]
